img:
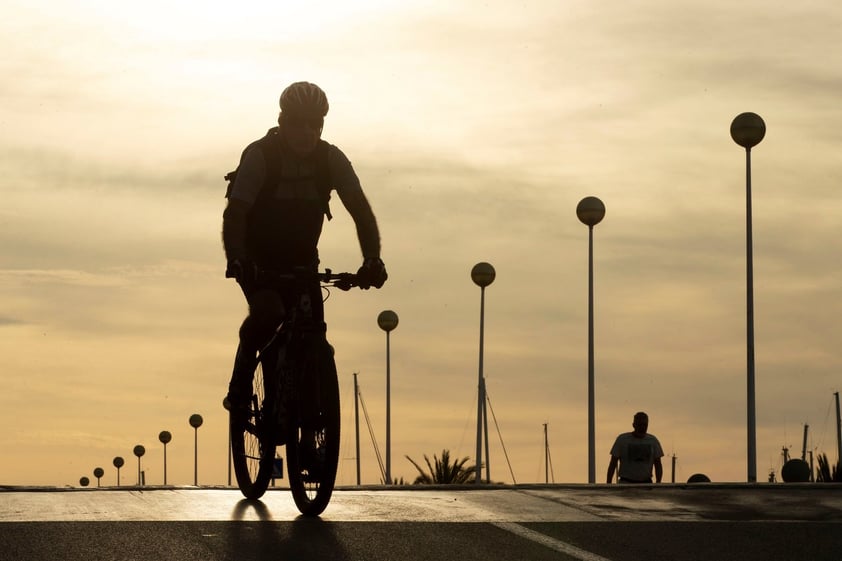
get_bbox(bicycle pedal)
[302,463,324,482]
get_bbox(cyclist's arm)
[222,199,250,262]
[329,146,382,260]
[222,145,265,261]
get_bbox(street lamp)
[471,262,496,484]
[189,414,204,486]
[377,310,399,485]
[113,456,124,486]
[576,196,605,484]
[159,431,172,485]
[730,111,766,483]
[93,467,104,487]
[133,445,146,486]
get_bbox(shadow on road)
[231,499,273,521]
[223,499,351,560]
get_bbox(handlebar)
[226,266,359,291]
[318,269,359,291]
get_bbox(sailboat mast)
[835,392,841,466]
[543,423,549,484]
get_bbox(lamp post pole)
[471,262,496,484]
[93,467,104,488]
[377,310,399,485]
[576,196,605,484]
[158,431,172,485]
[113,456,124,487]
[189,414,204,486]
[133,445,146,486]
[731,112,765,483]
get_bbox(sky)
[1,0,841,488]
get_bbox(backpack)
[224,127,333,220]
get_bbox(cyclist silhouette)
[222,81,387,410]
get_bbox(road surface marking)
[493,522,613,561]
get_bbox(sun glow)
[67,0,412,42]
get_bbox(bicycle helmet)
[279,82,329,117]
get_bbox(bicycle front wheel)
[231,354,277,500]
[285,342,340,516]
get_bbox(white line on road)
[492,522,613,561]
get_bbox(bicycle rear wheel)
[285,342,340,516]
[231,354,277,500]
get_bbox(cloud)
[0,315,24,326]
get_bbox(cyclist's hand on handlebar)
[333,275,355,291]
[356,258,387,289]
[225,258,256,284]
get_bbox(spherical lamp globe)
[576,196,606,227]
[377,310,399,332]
[730,112,766,149]
[471,262,496,288]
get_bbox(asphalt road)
[1,484,841,561]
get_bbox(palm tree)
[816,453,841,482]
[405,449,476,484]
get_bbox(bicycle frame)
[260,278,325,436]
[230,268,356,515]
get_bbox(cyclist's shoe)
[223,389,252,426]
[223,387,251,410]
[226,347,256,416]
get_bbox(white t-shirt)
[610,432,664,482]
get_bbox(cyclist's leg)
[226,285,285,407]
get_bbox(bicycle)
[227,267,358,516]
